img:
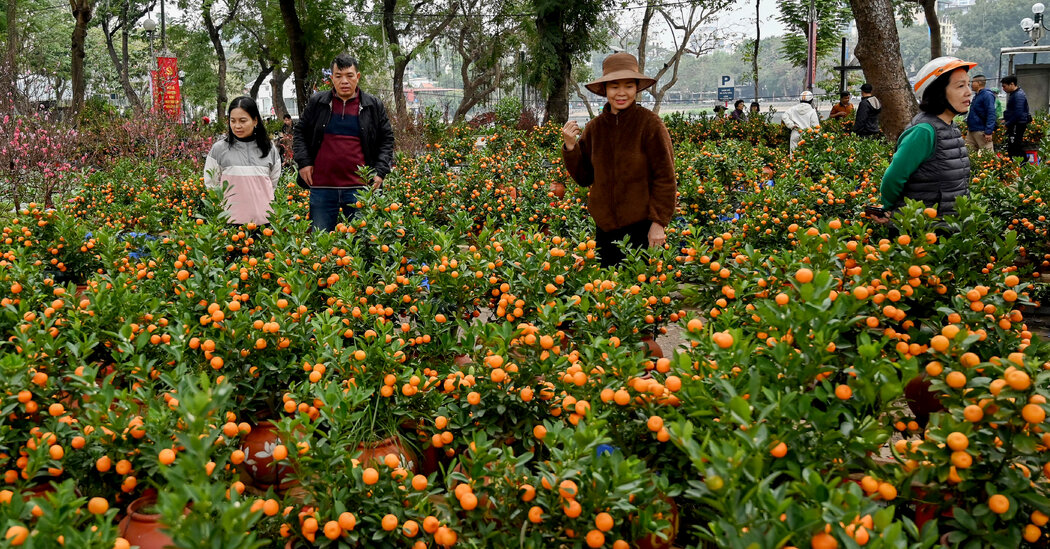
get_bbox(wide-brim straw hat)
[585,52,656,95]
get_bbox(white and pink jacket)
[203,138,282,224]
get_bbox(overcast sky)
[715,1,789,39]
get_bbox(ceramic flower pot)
[356,435,419,473]
[237,420,297,491]
[117,495,175,549]
[636,495,679,549]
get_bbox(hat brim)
[585,71,657,95]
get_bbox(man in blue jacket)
[1002,75,1032,160]
[965,75,997,154]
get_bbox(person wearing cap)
[561,52,677,268]
[853,83,882,138]
[782,91,821,154]
[964,74,996,154]
[875,56,974,223]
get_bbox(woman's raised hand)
[562,120,581,150]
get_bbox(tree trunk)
[202,0,229,123]
[754,0,760,99]
[573,80,595,119]
[102,5,144,115]
[922,0,941,59]
[848,0,916,140]
[543,51,570,125]
[249,61,273,100]
[278,0,309,114]
[637,3,655,72]
[5,0,18,109]
[69,0,95,122]
[381,0,406,118]
[271,66,289,119]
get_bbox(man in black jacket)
[853,83,882,138]
[293,53,395,231]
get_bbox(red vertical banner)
[156,57,181,120]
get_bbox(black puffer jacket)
[292,89,395,188]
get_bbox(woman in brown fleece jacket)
[562,52,677,268]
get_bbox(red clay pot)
[356,435,419,473]
[551,181,567,199]
[636,495,679,549]
[237,420,297,491]
[118,496,175,549]
[641,336,664,359]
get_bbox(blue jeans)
[309,187,366,232]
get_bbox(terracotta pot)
[551,181,567,199]
[356,435,419,473]
[453,354,473,367]
[118,496,175,549]
[636,496,679,549]
[641,336,664,359]
[904,375,944,427]
[237,421,297,491]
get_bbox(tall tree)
[199,0,241,122]
[98,0,155,115]
[849,0,915,139]
[448,0,522,121]
[753,0,759,99]
[635,0,733,113]
[895,0,941,60]
[776,0,851,68]
[530,0,610,124]
[277,0,307,113]
[69,0,96,121]
[381,0,458,119]
[4,0,18,108]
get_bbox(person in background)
[729,99,747,121]
[203,96,282,225]
[853,83,882,138]
[829,91,853,120]
[712,105,727,118]
[782,90,821,154]
[749,101,761,118]
[293,53,396,232]
[276,113,295,165]
[875,56,974,223]
[964,74,996,154]
[1002,75,1032,160]
[561,52,677,268]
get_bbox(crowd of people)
[199,51,1034,266]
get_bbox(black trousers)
[1007,123,1028,159]
[595,219,650,268]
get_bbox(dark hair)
[734,99,745,108]
[749,101,760,111]
[332,53,360,72]
[919,68,965,115]
[283,113,292,120]
[860,83,873,93]
[840,91,850,99]
[226,96,272,158]
[1001,75,1018,86]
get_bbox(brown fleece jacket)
[562,102,677,232]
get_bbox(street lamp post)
[1021,3,1047,64]
[143,17,157,110]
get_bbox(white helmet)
[913,56,977,101]
[799,90,814,102]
